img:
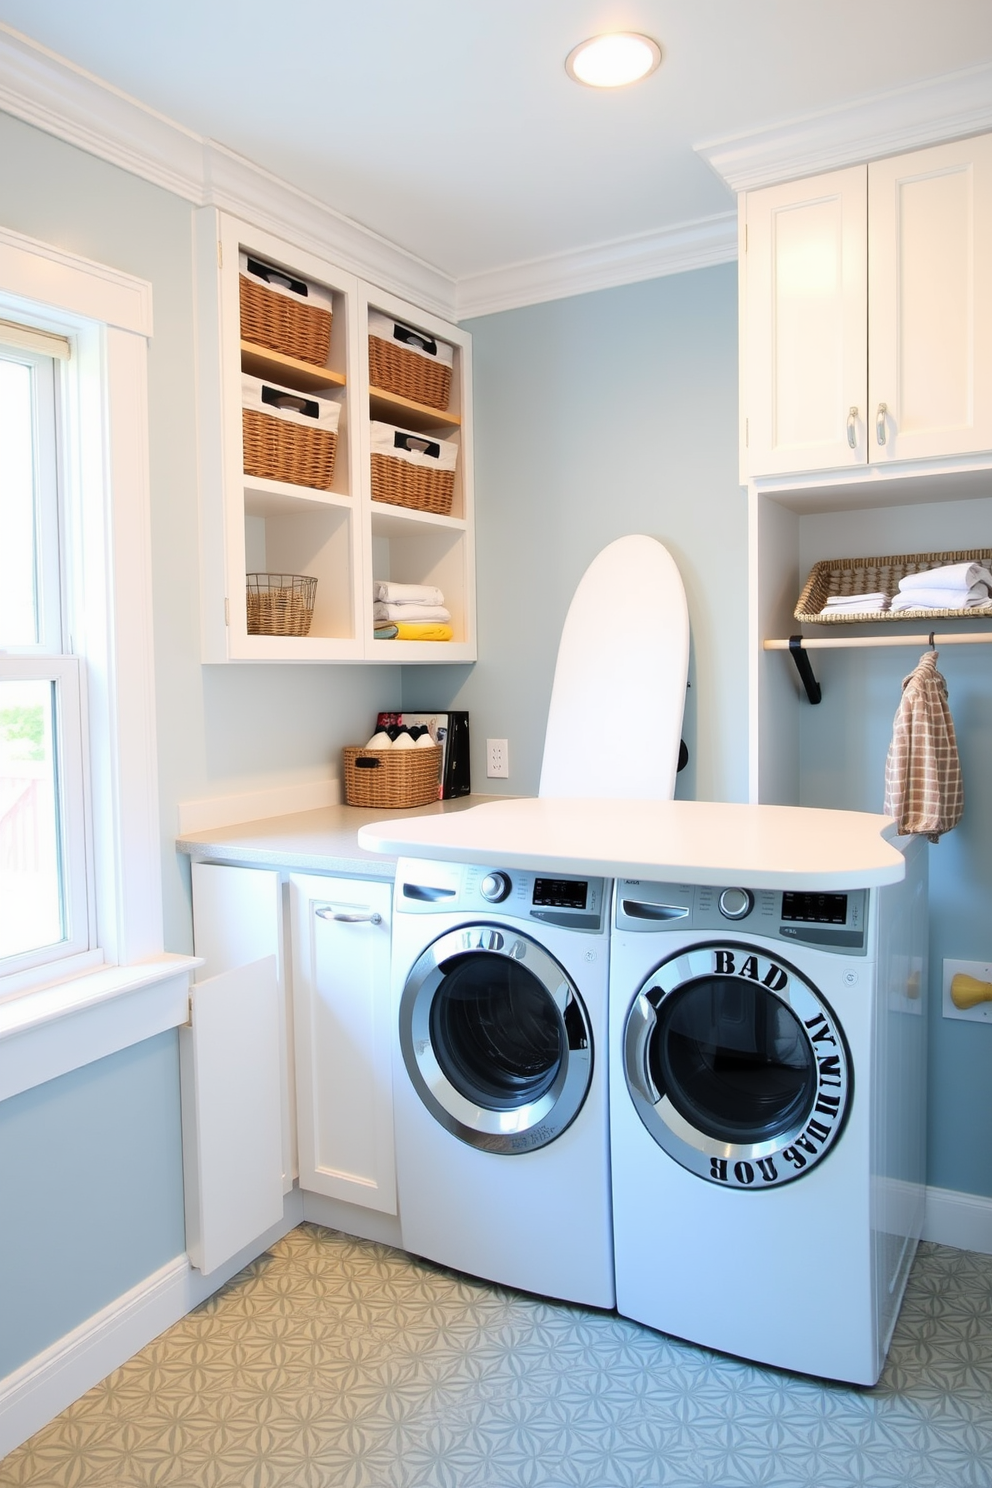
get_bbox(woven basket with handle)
[343,744,441,808]
[240,274,332,367]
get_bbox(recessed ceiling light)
[565,32,662,89]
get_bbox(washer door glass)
[624,942,850,1189]
[401,925,593,1154]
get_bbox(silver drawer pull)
[846,406,858,449]
[315,907,382,925]
[876,402,888,446]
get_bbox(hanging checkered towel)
[883,650,963,842]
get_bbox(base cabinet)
[290,874,396,1214]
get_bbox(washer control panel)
[615,879,868,954]
[396,857,608,932]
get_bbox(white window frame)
[0,224,162,1000]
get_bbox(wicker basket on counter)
[343,744,441,808]
[246,574,317,636]
[795,547,992,623]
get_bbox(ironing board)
[538,534,689,800]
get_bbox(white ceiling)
[1,1,991,282]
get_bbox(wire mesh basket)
[246,573,317,636]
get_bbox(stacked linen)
[373,580,453,641]
[819,591,889,616]
[890,561,992,613]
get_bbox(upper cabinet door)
[743,166,868,478]
[868,135,992,464]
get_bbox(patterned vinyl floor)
[2,1224,991,1488]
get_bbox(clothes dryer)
[391,856,614,1308]
[609,840,927,1385]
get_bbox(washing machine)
[391,855,614,1308]
[609,838,927,1385]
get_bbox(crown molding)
[0,23,457,318]
[455,213,738,321]
[697,62,992,194]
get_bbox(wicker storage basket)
[368,311,452,411]
[246,574,317,636]
[343,744,442,808]
[370,421,457,515]
[242,375,340,490]
[795,547,992,623]
[239,253,332,367]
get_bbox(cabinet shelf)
[370,503,466,537]
[241,340,346,393]
[244,476,353,518]
[369,386,460,431]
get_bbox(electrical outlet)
[942,959,992,1022]
[486,738,509,778]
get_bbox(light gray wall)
[798,496,992,1197]
[408,266,749,806]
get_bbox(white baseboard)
[922,1185,992,1255]
[0,1190,302,1461]
[2,1182,989,1461]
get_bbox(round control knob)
[719,887,754,921]
[480,871,511,904]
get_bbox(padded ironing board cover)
[539,535,690,800]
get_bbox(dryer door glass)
[624,942,851,1189]
[400,928,594,1154]
[652,977,815,1145]
[430,952,563,1108]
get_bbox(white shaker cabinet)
[290,874,396,1214]
[742,132,992,483]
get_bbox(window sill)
[0,954,200,1102]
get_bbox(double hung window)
[0,324,90,982]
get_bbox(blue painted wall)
[407,265,749,807]
[0,1033,185,1376]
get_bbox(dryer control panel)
[396,857,608,932]
[615,879,868,954]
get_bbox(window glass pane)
[0,358,39,645]
[0,678,64,960]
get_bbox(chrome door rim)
[399,923,593,1154]
[623,941,851,1189]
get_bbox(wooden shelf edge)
[241,340,346,392]
[369,385,461,430]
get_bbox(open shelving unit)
[195,209,476,665]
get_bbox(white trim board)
[455,214,737,321]
[922,1186,992,1256]
[0,1192,302,1461]
[697,61,992,194]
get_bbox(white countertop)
[357,798,907,889]
[177,795,487,877]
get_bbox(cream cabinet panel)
[743,166,868,478]
[191,860,296,1191]
[290,874,396,1213]
[868,134,992,464]
[179,956,285,1275]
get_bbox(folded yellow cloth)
[393,622,453,641]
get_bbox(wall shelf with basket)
[194,209,475,664]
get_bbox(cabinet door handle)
[315,907,382,925]
[875,402,888,446]
[846,407,859,449]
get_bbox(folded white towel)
[823,592,889,611]
[373,581,444,606]
[373,602,452,623]
[898,562,992,593]
[890,585,992,611]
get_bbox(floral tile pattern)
[3,1226,992,1487]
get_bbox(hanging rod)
[765,630,992,706]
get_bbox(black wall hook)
[789,635,822,705]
